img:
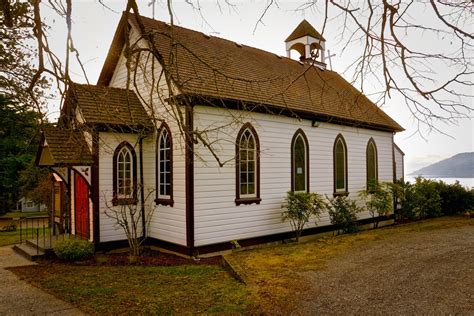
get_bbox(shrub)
[54,239,94,261]
[281,191,326,241]
[412,177,442,219]
[388,180,416,222]
[390,179,474,221]
[359,182,393,228]
[326,195,362,234]
[435,181,474,215]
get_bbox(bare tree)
[103,184,156,257]
[257,0,473,134]
[5,0,471,139]
[5,0,472,245]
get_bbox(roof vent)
[298,61,305,65]
[203,33,211,39]
[275,54,283,59]
[235,42,243,48]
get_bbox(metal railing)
[17,215,74,255]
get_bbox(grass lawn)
[0,211,48,219]
[225,215,474,314]
[9,264,257,314]
[0,227,52,247]
[6,216,472,314]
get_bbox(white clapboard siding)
[105,25,187,245]
[193,106,394,246]
[394,145,404,181]
[103,23,395,247]
[98,132,143,242]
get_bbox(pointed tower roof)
[285,19,325,42]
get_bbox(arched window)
[291,129,309,192]
[333,134,348,195]
[366,138,378,191]
[235,123,261,205]
[156,122,173,206]
[113,141,137,205]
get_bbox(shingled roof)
[285,19,325,42]
[99,13,403,132]
[65,83,153,129]
[36,128,93,166]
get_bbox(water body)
[405,176,474,189]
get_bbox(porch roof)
[36,128,93,166]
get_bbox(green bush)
[359,182,393,228]
[388,180,417,221]
[282,191,326,241]
[390,178,473,221]
[435,181,474,215]
[412,178,442,219]
[54,239,94,261]
[326,195,362,234]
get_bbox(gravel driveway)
[301,224,474,314]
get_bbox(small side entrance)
[75,173,90,239]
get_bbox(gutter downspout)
[185,105,195,257]
[139,136,146,239]
[392,133,397,220]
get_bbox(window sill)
[112,198,138,206]
[333,191,349,197]
[235,197,261,206]
[155,198,174,207]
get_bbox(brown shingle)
[99,14,402,132]
[68,83,153,129]
[285,19,325,42]
[42,129,93,165]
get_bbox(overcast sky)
[41,0,473,175]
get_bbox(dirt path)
[300,225,474,314]
[0,246,85,315]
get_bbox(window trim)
[156,122,174,206]
[366,137,378,191]
[291,129,310,193]
[112,141,137,206]
[333,134,348,196]
[235,123,261,206]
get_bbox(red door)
[75,173,89,239]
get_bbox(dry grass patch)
[9,263,258,314]
[0,227,51,247]
[227,216,474,314]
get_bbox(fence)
[15,214,84,255]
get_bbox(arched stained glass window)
[156,123,173,206]
[117,147,132,196]
[239,129,256,196]
[291,129,309,192]
[235,123,261,205]
[113,142,137,205]
[366,138,378,190]
[333,134,348,194]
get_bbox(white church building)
[36,14,404,256]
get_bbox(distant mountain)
[411,152,474,178]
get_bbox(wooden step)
[13,244,45,261]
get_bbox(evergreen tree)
[0,95,40,212]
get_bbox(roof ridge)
[95,12,403,132]
[72,82,134,92]
[130,13,308,66]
